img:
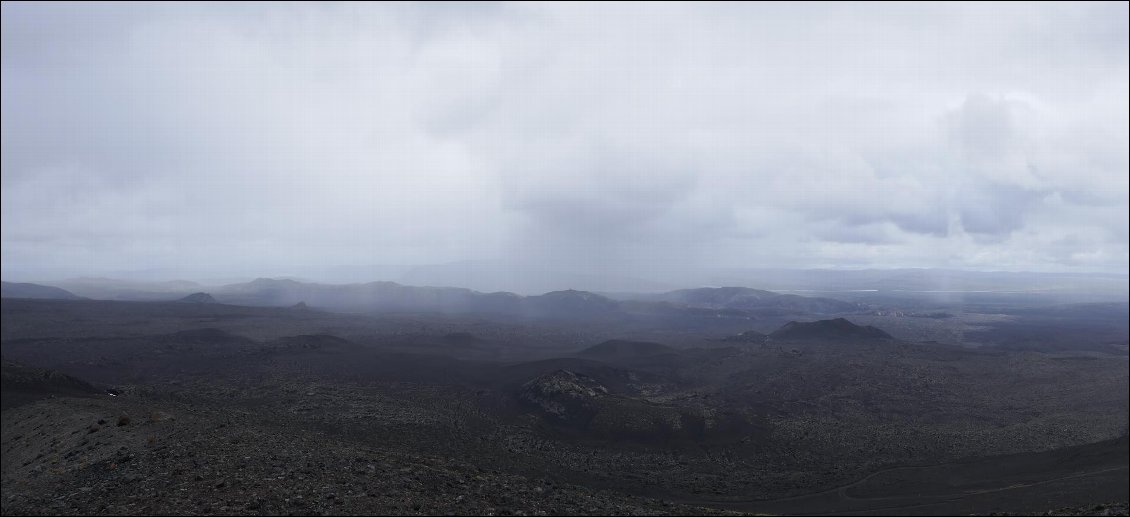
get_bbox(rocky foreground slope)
[1,395,733,516]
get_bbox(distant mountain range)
[212,278,862,319]
[43,277,204,301]
[635,286,860,315]
[7,265,1125,300]
[1,277,864,322]
[0,281,83,300]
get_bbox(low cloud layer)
[2,2,1127,281]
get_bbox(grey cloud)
[1,2,1127,281]
[945,94,1021,163]
[811,221,901,246]
[887,213,950,238]
[957,183,1046,236]
[501,145,699,237]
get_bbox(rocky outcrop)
[518,370,608,422]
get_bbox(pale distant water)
[775,289,1051,294]
[774,289,879,293]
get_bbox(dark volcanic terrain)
[1,287,1127,516]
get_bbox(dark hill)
[0,281,83,300]
[177,292,217,304]
[522,290,619,319]
[1,360,101,409]
[770,318,892,341]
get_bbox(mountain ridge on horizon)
[4,264,1127,295]
[1,277,869,322]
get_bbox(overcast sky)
[2,2,1127,282]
